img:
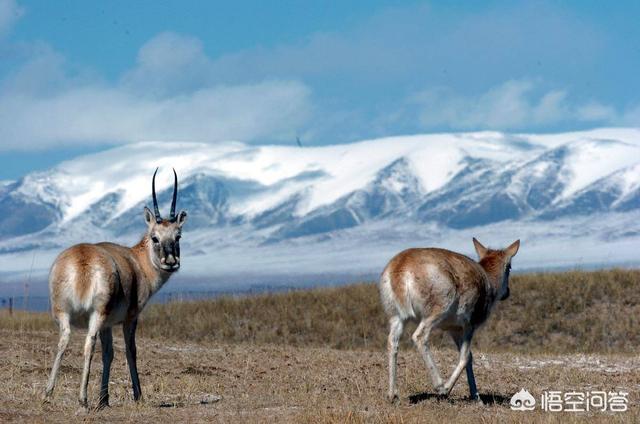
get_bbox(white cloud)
[0,43,78,95]
[0,3,636,152]
[120,32,215,97]
[411,80,618,131]
[576,102,618,122]
[0,81,311,150]
[0,0,23,37]
[0,32,312,151]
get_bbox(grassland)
[0,269,639,422]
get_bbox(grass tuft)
[3,269,638,353]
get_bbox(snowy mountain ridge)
[1,128,639,280]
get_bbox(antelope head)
[143,168,188,272]
[473,238,520,301]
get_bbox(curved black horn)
[151,167,162,223]
[169,168,178,221]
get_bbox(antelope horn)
[151,167,162,223]
[169,168,178,221]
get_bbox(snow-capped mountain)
[1,128,639,283]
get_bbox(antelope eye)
[151,236,160,244]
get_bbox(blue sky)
[1,0,640,179]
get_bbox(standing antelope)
[44,168,187,412]
[380,238,519,402]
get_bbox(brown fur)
[385,248,495,323]
[44,179,187,412]
[50,241,154,331]
[130,236,163,294]
[479,250,507,287]
[49,244,112,317]
[72,245,94,303]
[380,238,519,402]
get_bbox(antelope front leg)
[123,319,142,401]
[78,313,104,413]
[450,330,479,400]
[440,329,473,396]
[98,328,114,409]
[464,351,480,401]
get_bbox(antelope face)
[144,168,188,272]
[144,211,187,272]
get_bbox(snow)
[558,138,640,200]
[10,128,640,223]
[3,211,639,286]
[1,127,639,284]
[616,162,640,194]
[26,133,489,220]
[522,127,640,149]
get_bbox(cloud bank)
[0,32,312,150]
[0,2,639,152]
[411,80,616,130]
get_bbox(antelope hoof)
[75,406,89,416]
[387,392,400,404]
[470,393,483,403]
[42,391,52,404]
[97,397,109,410]
[76,398,89,415]
[436,385,449,396]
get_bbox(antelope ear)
[472,237,488,259]
[143,206,155,226]
[506,239,520,258]
[177,210,187,228]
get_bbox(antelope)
[43,168,187,412]
[380,238,520,403]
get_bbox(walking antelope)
[44,168,187,412]
[380,238,519,402]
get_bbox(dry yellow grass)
[143,268,639,353]
[6,269,637,353]
[0,269,638,422]
[1,330,638,423]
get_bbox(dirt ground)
[1,328,638,423]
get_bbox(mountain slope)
[0,128,639,279]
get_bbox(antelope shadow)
[408,392,511,406]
